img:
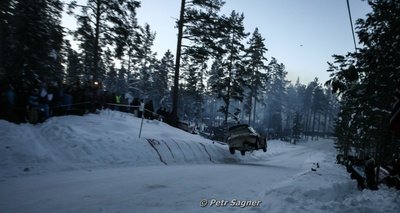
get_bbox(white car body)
[227,124,267,155]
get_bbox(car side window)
[248,127,256,133]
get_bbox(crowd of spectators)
[0,79,173,124]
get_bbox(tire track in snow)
[199,142,215,163]
[145,139,167,165]
[171,139,188,162]
[161,140,175,160]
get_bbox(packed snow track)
[1,111,398,212]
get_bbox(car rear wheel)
[255,138,259,149]
[262,146,267,152]
[240,150,246,156]
[229,147,235,155]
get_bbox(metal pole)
[138,113,144,138]
[346,0,358,52]
[138,99,146,138]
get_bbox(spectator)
[62,86,73,114]
[123,93,133,113]
[365,158,378,190]
[27,88,39,124]
[48,81,59,115]
[138,99,144,118]
[114,93,121,111]
[38,83,51,120]
[71,78,85,115]
[156,107,163,121]
[131,98,140,117]
[5,83,16,121]
[144,100,154,119]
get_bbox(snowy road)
[0,141,331,213]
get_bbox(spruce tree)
[69,0,140,81]
[243,27,269,125]
[1,0,64,86]
[326,0,400,168]
[210,11,248,124]
[266,57,289,136]
[65,41,83,84]
[171,0,225,125]
[136,24,157,98]
[153,50,174,107]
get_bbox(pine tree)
[179,53,207,121]
[69,0,140,81]
[243,27,269,125]
[0,0,13,78]
[326,0,400,169]
[310,79,325,140]
[125,23,157,99]
[153,50,174,107]
[292,111,302,144]
[266,57,289,136]
[103,48,117,92]
[1,0,64,86]
[209,11,248,124]
[284,84,299,131]
[117,66,128,94]
[171,0,225,125]
[136,24,157,98]
[65,41,83,84]
[303,80,317,139]
[123,6,141,75]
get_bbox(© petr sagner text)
[200,199,262,208]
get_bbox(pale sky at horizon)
[62,0,372,85]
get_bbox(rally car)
[227,124,267,156]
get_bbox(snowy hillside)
[0,110,281,179]
[1,111,399,213]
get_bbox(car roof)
[228,124,250,131]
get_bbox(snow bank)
[1,116,398,213]
[260,140,400,213]
[0,110,292,179]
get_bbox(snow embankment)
[0,110,289,179]
[262,140,400,213]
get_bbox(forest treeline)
[0,0,339,140]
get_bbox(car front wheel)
[240,150,246,156]
[229,147,235,155]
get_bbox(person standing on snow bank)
[114,93,121,111]
[27,88,39,124]
[2,83,16,121]
[37,83,52,121]
[144,100,154,119]
[365,158,378,190]
[138,99,144,118]
[131,98,140,117]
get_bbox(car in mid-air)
[227,124,267,156]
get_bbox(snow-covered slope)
[1,111,399,213]
[0,110,280,179]
[262,141,400,213]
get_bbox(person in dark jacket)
[4,83,16,121]
[138,99,144,118]
[27,88,39,124]
[144,100,154,119]
[131,98,140,117]
[38,83,51,120]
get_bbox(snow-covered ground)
[0,110,399,212]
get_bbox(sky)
[62,0,372,84]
